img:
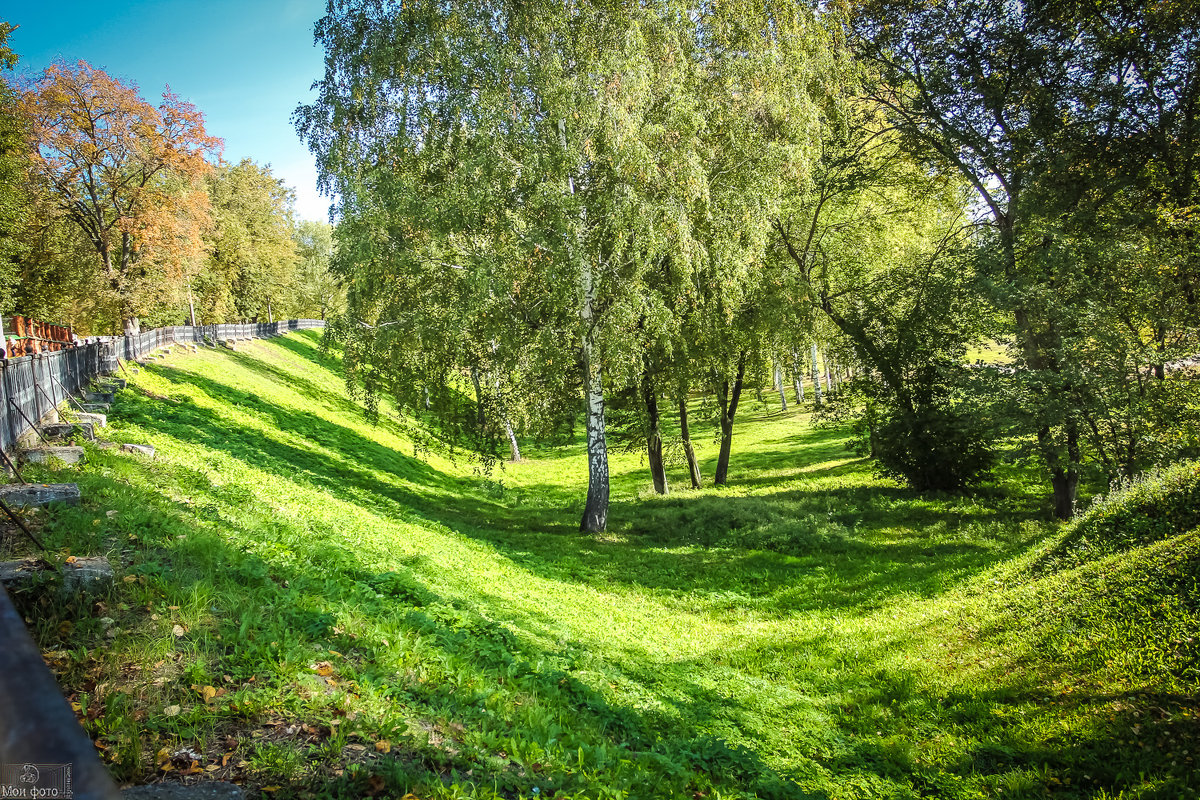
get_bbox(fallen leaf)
[313,661,334,677]
[172,625,186,637]
[65,556,78,565]
[123,575,138,583]
[261,787,280,793]
[374,740,391,754]
[163,705,181,717]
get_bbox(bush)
[870,403,995,492]
[1039,459,1200,571]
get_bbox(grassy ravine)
[3,331,1197,800]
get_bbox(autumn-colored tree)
[19,61,220,334]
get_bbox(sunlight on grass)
[2,331,1195,800]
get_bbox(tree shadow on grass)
[22,453,831,799]
[118,363,1046,620]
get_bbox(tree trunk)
[490,368,521,463]
[188,287,197,327]
[579,323,609,532]
[714,353,746,486]
[810,343,823,407]
[792,350,805,404]
[122,317,140,337]
[471,367,485,427]
[645,383,668,495]
[1051,470,1079,520]
[679,396,702,489]
[504,418,522,463]
[775,363,788,411]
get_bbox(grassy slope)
[5,331,1197,800]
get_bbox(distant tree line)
[0,26,343,337]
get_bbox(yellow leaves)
[190,684,224,704]
[374,739,392,754]
[313,660,335,677]
[172,624,187,637]
[163,704,181,717]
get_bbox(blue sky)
[5,0,330,222]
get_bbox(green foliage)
[0,20,31,310]
[200,159,298,322]
[868,397,996,492]
[292,219,342,320]
[1040,460,1200,572]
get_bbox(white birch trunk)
[810,343,823,406]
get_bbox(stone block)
[120,444,155,458]
[81,403,111,413]
[0,558,46,587]
[84,391,115,403]
[96,378,127,390]
[0,483,81,507]
[60,556,113,596]
[72,412,107,428]
[39,422,95,441]
[22,446,86,466]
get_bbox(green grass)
[3,331,1197,800]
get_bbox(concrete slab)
[81,403,110,413]
[95,378,127,390]
[84,391,115,403]
[120,444,155,458]
[123,782,244,800]
[22,446,86,466]
[0,483,81,507]
[71,412,107,428]
[39,422,96,441]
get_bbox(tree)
[299,0,821,531]
[0,21,33,310]
[770,94,993,490]
[293,220,342,320]
[19,61,220,334]
[199,159,298,322]
[848,0,1200,514]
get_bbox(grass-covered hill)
[4,331,1198,799]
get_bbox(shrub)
[1039,460,1200,571]
[870,403,996,492]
